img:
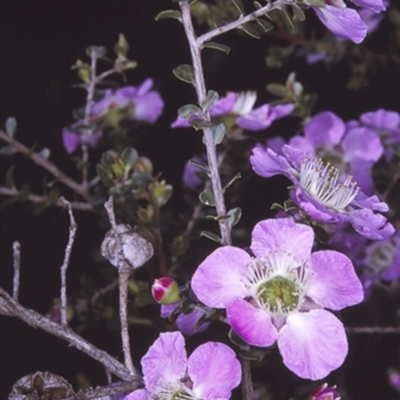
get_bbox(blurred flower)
[92,78,164,125]
[192,218,363,380]
[172,91,293,132]
[124,331,241,400]
[309,383,341,400]
[250,144,394,240]
[62,122,102,154]
[311,0,386,44]
[388,368,400,392]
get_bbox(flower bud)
[101,224,154,270]
[152,277,180,305]
[309,383,340,400]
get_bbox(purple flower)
[311,0,386,44]
[124,331,241,400]
[192,218,364,380]
[250,144,395,240]
[161,302,211,336]
[91,78,164,124]
[172,91,293,131]
[287,111,383,194]
[359,109,400,160]
[62,123,102,154]
[309,383,340,400]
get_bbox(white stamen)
[300,158,359,211]
[232,91,257,115]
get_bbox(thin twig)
[0,130,93,205]
[0,186,93,211]
[12,241,21,301]
[59,197,77,325]
[179,1,232,246]
[240,358,254,400]
[346,326,400,334]
[197,0,287,47]
[0,286,135,381]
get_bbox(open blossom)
[287,111,383,194]
[124,331,241,400]
[250,144,394,240]
[91,78,164,124]
[172,91,294,132]
[310,0,386,44]
[192,218,363,380]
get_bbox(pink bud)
[152,277,180,305]
[309,383,340,400]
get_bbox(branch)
[64,381,141,400]
[0,186,93,211]
[0,287,136,382]
[0,130,93,205]
[12,241,21,301]
[197,0,287,47]
[59,197,77,325]
[179,1,232,246]
[346,326,400,334]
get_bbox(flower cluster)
[192,218,364,380]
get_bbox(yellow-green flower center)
[257,275,301,313]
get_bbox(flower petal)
[342,127,383,162]
[124,389,150,400]
[227,298,278,347]
[191,246,251,308]
[308,250,364,310]
[278,310,348,380]
[188,342,242,399]
[133,91,164,123]
[141,332,187,390]
[304,112,345,147]
[62,131,81,154]
[251,218,314,261]
[313,5,367,44]
[250,145,292,178]
[349,208,395,240]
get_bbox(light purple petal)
[171,116,191,128]
[348,158,374,195]
[176,309,211,336]
[236,104,274,131]
[272,103,295,118]
[307,250,364,310]
[251,218,314,261]
[342,127,383,162]
[349,208,395,240]
[210,93,236,116]
[349,0,386,12]
[227,298,278,347]
[250,145,292,178]
[133,91,164,123]
[278,310,348,380]
[137,78,154,96]
[124,389,150,400]
[354,192,389,212]
[91,89,114,117]
[304,112,345,147]
[281,144,308,170]
[361,109,400,130]
[141,332,187,390]
[288,135,316,155]
[191,246,251,308]
[267,136,286,154]
[62,131,81,154]
[313,5,367,44]
[188,342,241,399]
[114,87,138,108]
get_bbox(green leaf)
[96,164,113,187]
[229,329,248,346]
[200,230,222,243]
[222,172,241,192]
[85,45,107,59]
[17,184,30,202]
[172,64,195,85]
[306,0,325,6]
[199,187,215,206]
[121,147,138,169]
[280,8,295,32]
[154,9,182,21]
[291,5,306,21]
[0,145,18,155]
[239,348,269,362]
[240,22,263,39]
[253,1,263,8]
[5,166,15,188]
[255,17,274,33]
[203,42,231,54]
[312,224,330,244]
[226,207,242,227]
[231,0,245,15]
[101,150,118,165]
[191,119,214,130]
[201,90,219,112]
[178,103,201,119]
[211,123,226,145]
[39,148,50,159]
[188,159,210,175]
[266,83,287,97]
[114,33,130,58]
[47,187,60,205]
[5,117,17,137]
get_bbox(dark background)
[0,1,399,399]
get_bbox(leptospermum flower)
[91,78,164,124]
[192,218,364,380]
[171,91,294,132]
[62,122,102,154]
[250,144,395,240]
[124,331,241,400]
[310,0,386,44]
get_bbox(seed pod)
[101,224,154,270]
[9,371,74,400]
